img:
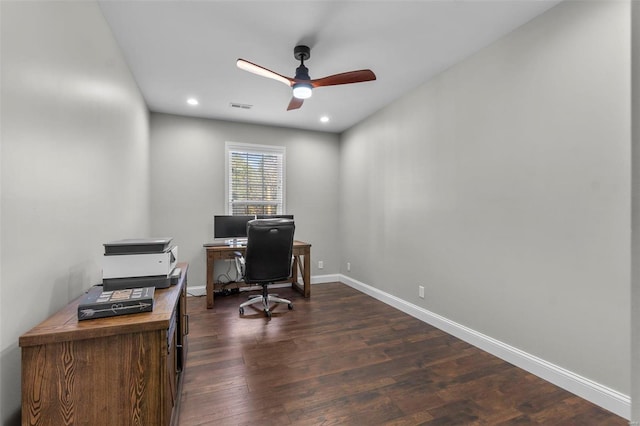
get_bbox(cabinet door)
[166,314,178,423]
[177,270,188,370]
[22,332,164,425]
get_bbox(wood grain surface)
[178,282,626,425]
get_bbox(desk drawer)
[213,251,240,260]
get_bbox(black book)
[78,286,154,321]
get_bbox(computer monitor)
[256,214,294,220]
[214,215,255,241]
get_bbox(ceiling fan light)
[292,83,312,99]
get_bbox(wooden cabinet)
[19,262,189,426]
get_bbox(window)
[225,142,285,215]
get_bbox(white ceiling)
[98,0,561,133]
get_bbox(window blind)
[226,143,285,215]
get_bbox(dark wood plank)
[178,283,627,425]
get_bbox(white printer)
[102,238,179,290]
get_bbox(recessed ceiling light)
[320,116,330,123]
[187,98,199,106]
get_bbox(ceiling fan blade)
[236,59,293,87]
[287,97,304,111]
[311,70,376,88]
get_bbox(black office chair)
[236,219,295,317]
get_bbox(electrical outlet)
[347,262,351,272]
[318,261,324,269]
[419,285,425,299]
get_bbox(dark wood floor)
[178,283,626,425]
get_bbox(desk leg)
[303,249,310,298]
[290,251,311,298]
[291,256,299,287]
[290,255,305,297]
[206,256,214,309]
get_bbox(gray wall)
[0,2,150,423]
[149,113,340,290]
[0,0,633,422]
[632,0,640,422]
[340,0,630,395]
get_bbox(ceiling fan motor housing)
[295,64,310,81]
[292,45,312,99]
[294,45,310,62]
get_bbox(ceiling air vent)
[229,102,253,110]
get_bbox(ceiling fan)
[236,45,376,111]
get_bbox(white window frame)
[225,141,286,215]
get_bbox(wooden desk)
[204,240,311,308]
[19,262,189,426]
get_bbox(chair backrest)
[243,219,295,284]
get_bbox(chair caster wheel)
[265,309,272,318]
[288,303,293,310]
[239,307,244,315]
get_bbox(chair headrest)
[249,218,294,227]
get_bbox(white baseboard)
[339,274,631,420]
[186,286,207,297]
[186,282,291,297]
[186,274,336,298]
[311,274,340,284]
